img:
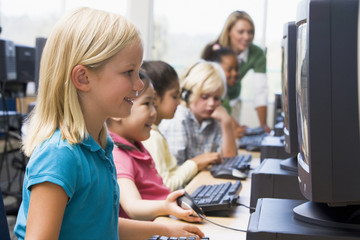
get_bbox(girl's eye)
[125,70,133,76]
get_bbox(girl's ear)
[71,65,90,92]
[154,90,161,107]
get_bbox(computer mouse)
[231,169,248,179]
[211,168,247,180]
[177,191,205,217]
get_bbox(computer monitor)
[15,45,35,82]
[0,39,17,82]
[34,37,47,94]
[293,0,360,229]
[280,21,298,172]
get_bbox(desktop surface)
[155,150,260,240]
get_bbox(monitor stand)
[293,201,360,230]
[279,156,298,172]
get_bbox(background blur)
[0,0,301,127]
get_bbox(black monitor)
[15,45,35,82]
[293,0,360,229]
[0,39,17,82]
[280,21,298,172]
[34,37,47,94]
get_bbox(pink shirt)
[109,131,171,219]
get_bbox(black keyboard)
[238,133,268,151]
[190,180,242,212]
[147,236,209,240]
[209,155,251,180]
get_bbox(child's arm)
[118,178,202,222]
[25,182,68,240]
[118,217,204,240]
[231,117,247,138]
[211,105,237,157]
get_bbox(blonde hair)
[23,7,142,156]
[180,61,226,105]
[218,11,255,47]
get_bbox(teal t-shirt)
[14,129,119,240]
[227,44,267,100]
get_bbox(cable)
[236,202,256,212]
[198,213,247,233]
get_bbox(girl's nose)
[134,74,144,92]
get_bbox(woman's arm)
[25,182,68,240]
[118,178,202,222]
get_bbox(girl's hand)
[162,221,205,239]
[165,190,203,223]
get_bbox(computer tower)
[260,135,294,162]
[247,198,360,239]
[0,39,17,82]
[250,158,306,210]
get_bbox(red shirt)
[109,131,171,219]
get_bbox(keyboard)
[245,126,265,136]
[147,236,209,240]
[209,154,251,180]
[238,133,268,151]
[190,180,242,212]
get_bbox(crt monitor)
[293,0,360,229]
[34,37,47,94]
[15,45,35,82]
[280,21,298,172]
[0,39,17,82]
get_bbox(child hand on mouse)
[165,189,203,222]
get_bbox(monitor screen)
[281,21,299,156]
[293,0,360,229]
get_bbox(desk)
[155,150,260,240]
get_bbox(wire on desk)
[235,202,256,212]
[198,213,247,233]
